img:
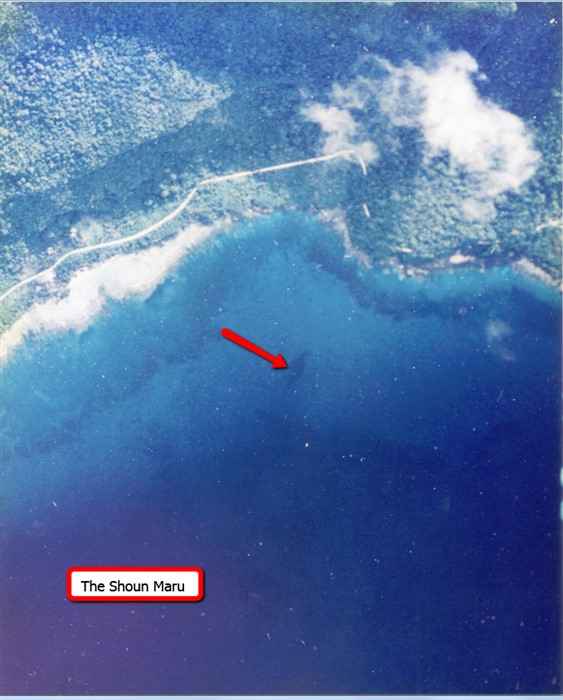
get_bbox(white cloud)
[303,50,539,221]
[0,221,227,364]
[378,51,540,220]
[331,80,371,111]
[302,103,358,148]
[302,90,378,165]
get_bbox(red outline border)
[66,566,205,603]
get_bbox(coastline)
[0,202,560,367]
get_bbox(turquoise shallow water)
[0,214,560,693]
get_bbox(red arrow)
[221,327,288,369]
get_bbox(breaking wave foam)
[0,150,365,364]
[0,222,224,364]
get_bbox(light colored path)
[0,149,366,306]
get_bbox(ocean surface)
[0,2,561,695]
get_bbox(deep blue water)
[0,214,560,693]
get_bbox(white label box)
[67,567,204,602]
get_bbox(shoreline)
[1,204,560,330]
[316,207,562,295]
[0,149,366,308]
[0,160,560,362]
